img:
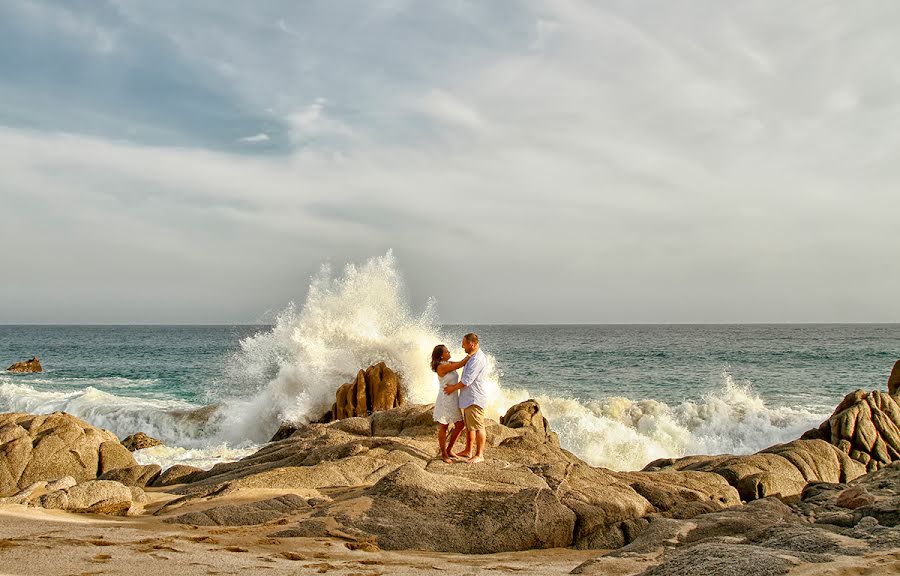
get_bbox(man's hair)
[463,332,479,345]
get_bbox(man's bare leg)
[467,430,487,463]
[438,424,453,463]
[446,421,465,457]
[457,430,475,459]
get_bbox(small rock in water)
[6,356,42,373]
[121,432,163,452]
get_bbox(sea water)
[1,253,898,471]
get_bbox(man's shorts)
[463,404,485,431]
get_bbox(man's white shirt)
[459,349,488,409]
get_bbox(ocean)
[1,258,898,472]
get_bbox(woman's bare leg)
[446,421,465,457]
[438,424,453,463]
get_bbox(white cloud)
[238,132,270,143]
[3,1,900,322]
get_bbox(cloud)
[2,1,900,323]
[238,133,271,143]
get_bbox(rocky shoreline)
[1,365,900,575]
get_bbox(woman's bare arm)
[436,355,471,377]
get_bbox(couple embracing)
[430,332,487,464]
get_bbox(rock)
[0,481,47,505]
[121,432,163,452]
[6,357,42,373]
[328,362,405,421]
[46,476,77,491]
[636,542,802,576]
[836,486,876,509]
[151,464,203,487]
[269,424,300,442]
[98,441,138,474]
[888,359,900,396]
[501,399,559,445]
[824,389,900,470]
[164,494,310,526]
[615,469,741,518]
[324,462,576,553]
[36,480,137,515]
[0,412,135,497]
[99,464,162,488]
[650,439,866,502]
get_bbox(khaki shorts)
[463,405,485,431]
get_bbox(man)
[444,332,488,464]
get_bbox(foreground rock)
[36,479,145,515]
[165,494,311,526]
[6,356,42,373]
[121,432,163,451]
[163,400,737,553]
[576,463,900,575]
[0,412,136,497]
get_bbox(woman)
[431,344,470,463]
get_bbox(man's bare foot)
[455,451,471,459]
[466,455,485,464]
[441,454,453,464]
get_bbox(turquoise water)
[1,322,898,471]
[3,324,896,410]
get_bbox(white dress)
[433,362,463,424]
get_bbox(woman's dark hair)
[431,344,448,373]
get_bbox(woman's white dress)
[433,363,463,424]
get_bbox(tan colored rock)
[151,464,203,487]
[6,356,42,373]
[99,464,162,487]
[0,412,133,497]
[501,399,559,445]
[323,462,577,553]
[99,441,138,474]
[164,494,310,526]
[121,432,163,452]
[826,389,900,470]
[36,480,136,515]
[329,362,405,421]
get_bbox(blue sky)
[2,1,899,323]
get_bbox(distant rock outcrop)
[0,412,137,497]
[121,432,163,452]
[326,362,405,422]
[6,356,42,373]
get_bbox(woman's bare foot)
[466,455,485,464]
[455,451,471,459]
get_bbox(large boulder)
[312,462,576,553]
[0,412,136,497]
[327,362,405,421]
[6,356,42,373]
[808,389,900,471]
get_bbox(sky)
[1,1,899,324]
